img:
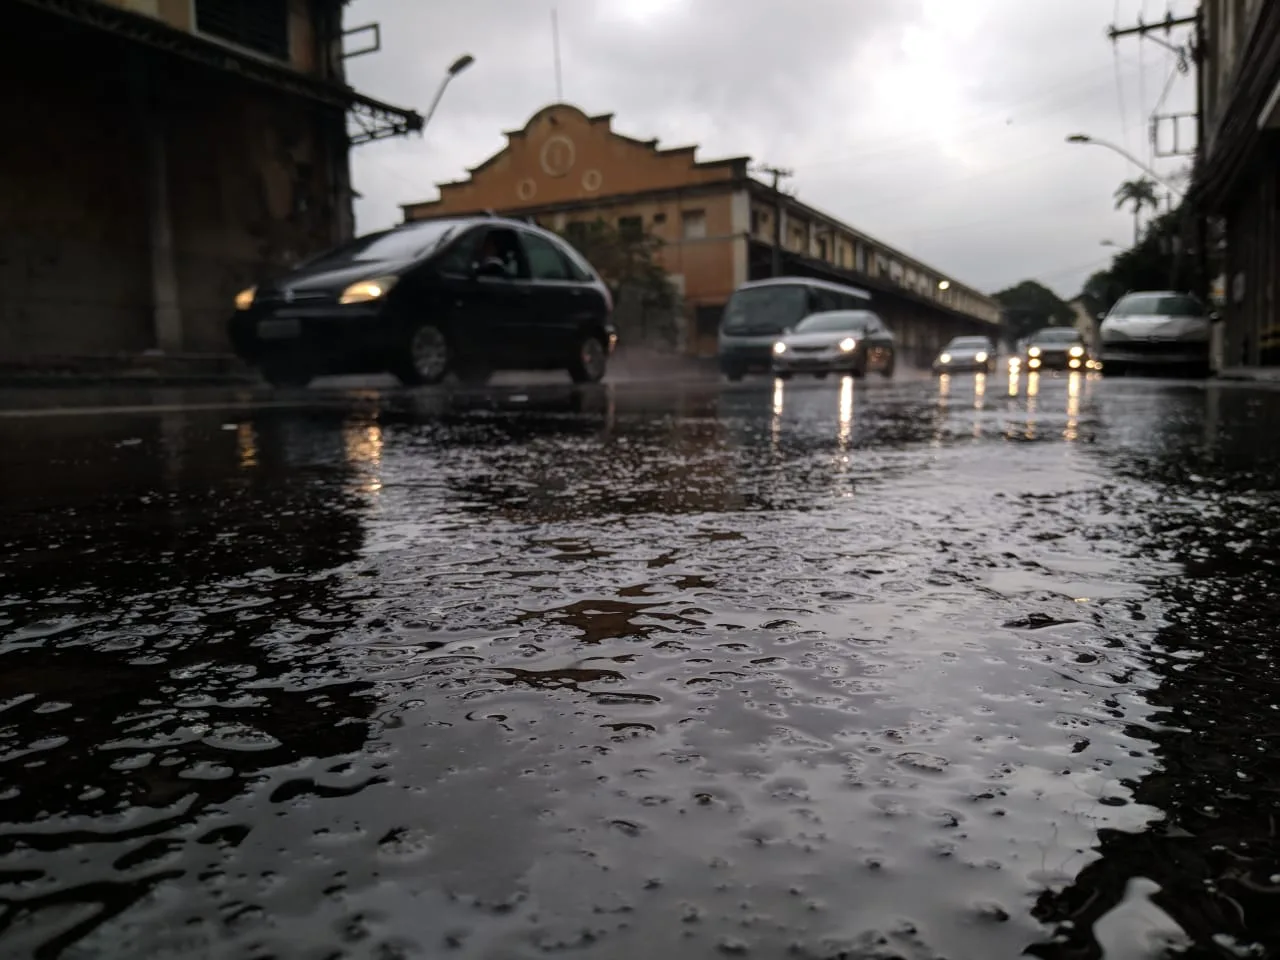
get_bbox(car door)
[457,226,535,365]
[518,229,581,363]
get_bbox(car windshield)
[795,311,873,334]
[722,285,809,335]
[944,337,990,351]
[1030,328,1080,344]
[1110,293,1204,317]
[310,221,459,267]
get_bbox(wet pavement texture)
[2,372,1280,959]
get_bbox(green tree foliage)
[1080,205,1205,317]
[556,217,674,310]
[1114,177,1162,245]
[993,280,1075,341]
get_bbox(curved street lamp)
[421,54,476,134]
[1065,134,1185,198]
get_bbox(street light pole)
[1064,133,1186,198]
[421,54,476,134]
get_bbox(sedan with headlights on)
[932,335,994,374]
[771,310,896,379]
[1099,291,1213,376]
[228,216,616,387]
[1020,327,1090,372]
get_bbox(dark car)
[229,216,616,386]
[1022,327,1088,372]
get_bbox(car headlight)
[339,275,399,305]
[839,337,857,353]
[1069,346,1084,357]
[234,286,256,311]
[975,351,988,363]
[939,353,951,363]
[773,341,787,355]
[1027,346,1041,358]
[1008,356,1020,367]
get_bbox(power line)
[790,57,1171,175]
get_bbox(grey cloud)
[345,0,1198,299]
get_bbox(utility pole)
[757,164,793,277]
[1108,6,1204,295]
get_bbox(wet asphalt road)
[2,371,1280,959]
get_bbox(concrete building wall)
[2,7,349,358]
[1,20,152,355]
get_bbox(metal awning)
[15,0,423,144]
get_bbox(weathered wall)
[2,6,347,357]
[160,57,347,352]
[1,10,152,356]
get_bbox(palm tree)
[1114,177,1162,245]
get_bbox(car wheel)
[569,332,608,384]
[881,355,896,378]
[262,362,312,388]
[396,322,450,386]
[1101,362,1125,378]
[724,369,744,382]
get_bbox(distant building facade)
[1196,0,1280,366]
[403,104,1001,360]
[3,0,419,359]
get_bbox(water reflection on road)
[1,374,1278,958]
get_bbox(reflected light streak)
[771,378,784,450]
[838,376,854,449]
[343,420,384,494]
[1007,371,1019,397]
[1065,371,1082,441]
[1025,372,1040,440]
[237,422,258,469]
[937,373,951,400]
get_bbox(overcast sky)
[343,0,1197,300]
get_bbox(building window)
[682,209,707,240]
[195,0,290,60]
[817,237,829,261]
[652,212,667,224]
[618,216,643,241]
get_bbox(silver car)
[932,335,995,374]
[771,310,896,379]
[1099,291,1214,375]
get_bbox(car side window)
[810,288,841,313]
[521,232,573,281]
[475,227,529,280]
[435,227,482,276]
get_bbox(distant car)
[718,277,873,381]
[1022,327,1089,372]
[932,335,995,374]
[771,309,896,379]
[228,216,616,387]
[1099,291,1213,376]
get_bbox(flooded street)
[3,372,1280,959]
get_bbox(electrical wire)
[1113,0,1132,153]
[793,56,1168,174]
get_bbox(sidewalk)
[0,352,254,387]
[1216,367,1280,382]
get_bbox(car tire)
[725,370,744,382]
[1101,362,1125,378]
[395,322,450,386]
[881,355,895,378]
[568,332,608,384]
[262,362,312,388]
